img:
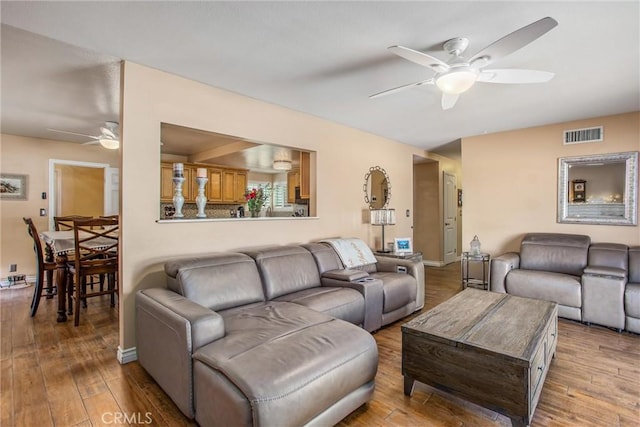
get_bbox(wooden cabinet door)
[287,170,299,203]
[235,172,247,202]
[183,166,195,202]
[300,151,310,199]
[222,170,237,202]
[160,163,175,202]
[207,168,223,202]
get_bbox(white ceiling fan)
[47,121,120,149]
[370,17,558,110]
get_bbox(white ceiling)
[1,1,638,156]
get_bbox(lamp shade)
[273,159,292,170]
[370,208,396,225]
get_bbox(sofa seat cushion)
[194,301,378,427]
[274,287,365,326]
[506,269,582,308]
[625,283,640,318]
[370,272,417,313]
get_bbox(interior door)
[443,171,458,264]
[105,167,120,216]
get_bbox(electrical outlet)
[9,264,17,272]
[40,208,47,216]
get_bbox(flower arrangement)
[244,185,269,216]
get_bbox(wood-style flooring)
[1,263,638,426]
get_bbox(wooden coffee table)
[402,288,557,427]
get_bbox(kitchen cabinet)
[207,168,223,202]
[161,163,195,202]
[162,162,247,204]
[300,151,310,199]
[235,171,247,202]
[287,169,299,204]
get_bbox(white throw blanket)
[321,238,377,268]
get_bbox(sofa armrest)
[135,288,224,418]
[490,252,520,293]
[583,266,627,279]
[321,269,369,282]
[321,276,383,332]
[374,257,425,310]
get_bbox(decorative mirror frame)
[363,166,391,209]
[557,151,638,225]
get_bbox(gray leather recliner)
[491,233,590,321]
[626,247,640,333]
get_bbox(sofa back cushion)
[244,245,321,300]
[165,253,265,311]
[302,243,344,274]
[520,233,590,277]
[588,243,628,270]
[629,246,640,283]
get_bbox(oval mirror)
[363,166,390,209]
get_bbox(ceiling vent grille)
[563,126,603,145]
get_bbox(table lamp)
[370,208,396,252]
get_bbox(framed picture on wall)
[394,237,413,254]
[0,174,28,200]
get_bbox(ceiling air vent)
[563,126,603,145]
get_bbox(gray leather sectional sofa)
[135,242,424,426]
[491,233,640,333]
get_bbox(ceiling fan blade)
[100,127,117,139]
[369,78,434,99]
[388,46,449,72]
[469,17,558,66]
[478,69,555,84]
[47,128,99,139]
[82,140,100,145]
[441,93,459,110]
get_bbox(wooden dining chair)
[68,217,119,326]
[54,215,92,231]
[23,217,57,317]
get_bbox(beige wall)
[120,62,426,350]
[0,134,119,279]
[462,112,640,256]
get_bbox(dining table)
[40,229,118,322]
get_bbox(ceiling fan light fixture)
[436,69,478,94]
[99,138,119,149]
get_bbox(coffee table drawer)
[530,341,546,404]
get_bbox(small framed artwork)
[394,237,413,254]
[0,174,28,200]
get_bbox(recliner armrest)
[490,252,520,293]
[322,269,369,282]
[136,288,224,418]
[321,276,383,332]
[583,265,627,279]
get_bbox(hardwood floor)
[1,263,638,426]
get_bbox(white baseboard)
[117,346,138,364]
[423,260,445,267]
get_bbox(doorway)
[443,171,458,264]
[48,159,119,230]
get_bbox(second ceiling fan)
[370,17,559,110]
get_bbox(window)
[272,181,288,209]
